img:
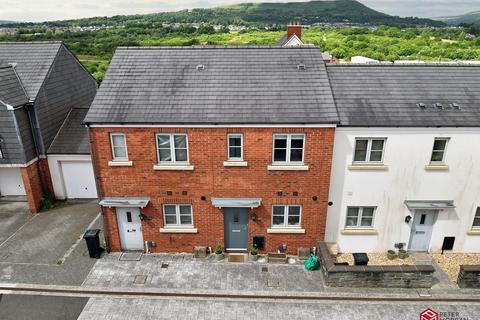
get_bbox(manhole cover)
[267,278,279,287]
[228,254,246,263]
[261,266,268,272]
[133,275,147,284]
[161,262,169,269]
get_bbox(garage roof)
[48,108,90,154]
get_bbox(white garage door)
[61,161,98,199]
[0,167,26,196]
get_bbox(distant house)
[325,64,480,253]
[277,24,304,47]
[85,46,338,254]
[0,42,97,212]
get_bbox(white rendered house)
[325,64,480,253]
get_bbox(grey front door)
[408,210,436,251]
[224,208,248,251]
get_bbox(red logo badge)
[420,308,439,320]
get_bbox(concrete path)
[82,253,325,293]
[78,296,480,320]
[0,200,103,285]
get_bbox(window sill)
[267,164,309,171]
[425,164,449,171]
[108,160,133,167]
[467,229,480,235]
[160,227,198,234]
[267,228,305,234]
[341,229,378,235]
[223,161,248,167]
[348,164,388,171]
[153,164,194,171]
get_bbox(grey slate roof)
[326,64,480,127]
[276,35,289,46]
[0,64,28,108]
[84,46,339,125]
[0,42,62,99]
[48,108,90,154]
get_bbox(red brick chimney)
[287,23,302,40]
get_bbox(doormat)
[228,254,246,263]
[119,252,143,261]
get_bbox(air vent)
[434,103,443,110]
[196,64,205,71]
[451,103,461,110]
[297,64,306,70]
[417,103,426,110]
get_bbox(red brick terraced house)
[84,46,339,254]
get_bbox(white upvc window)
[472,207,480,229]
[430,138,449,163]
[0,145,3,158]
[110,133,128,161]
[163,204,193,227]
[272,134,305,164]
[353,138,386,163]
[156,134,189,163]
[271,205,302,228]
[345,207,376,228]
[227,133,243,161]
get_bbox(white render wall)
[325,127,480,253]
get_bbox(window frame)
[227,133,243,161]
[472,207,480,229]
[430,137,449,164]
[353,138,387,164]
[272,133,305,164]
[162,204,194,228]
[110,133,128,161]
[155,133,189,164]
[344,206,376,229]
[271,205,302,228]
[0,144,3,159]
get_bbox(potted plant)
[214,244,224,260]
[387,250,397,260]
[250,244,259,261]
[398,249,408,259]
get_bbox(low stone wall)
[316,241,435,288]
[457,265,480,288]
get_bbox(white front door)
[0,168,26,196]
[116,207,144,251]
[61,161,98,198]
[408,210,436,251]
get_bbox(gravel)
[432,253,480,283]
[336,253,414,266]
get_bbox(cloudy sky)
[0,0,478,22]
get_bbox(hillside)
[436,11,480,25]
[4,0,443,27]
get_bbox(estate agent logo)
[420,308,439,320]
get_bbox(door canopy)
[211,198,262,208]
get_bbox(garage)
[47,108,98,200]
[0,167,26,196]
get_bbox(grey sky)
[0,0,477,23]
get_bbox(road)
[1,292,479,320]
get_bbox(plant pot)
[398,250,408,259]
[387,250,397,260]
[214,253,224,261]
[249,254,258,261]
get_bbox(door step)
[268,253,287,264]
[228,253,246,263]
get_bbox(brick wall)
[91,127,335,254]
[19,158,54,213]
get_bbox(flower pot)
[387,250,397,260]
[249,254,258,261]
[398,250,408,259]
[214,253,224,261]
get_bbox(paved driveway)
[0,200,103,285]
